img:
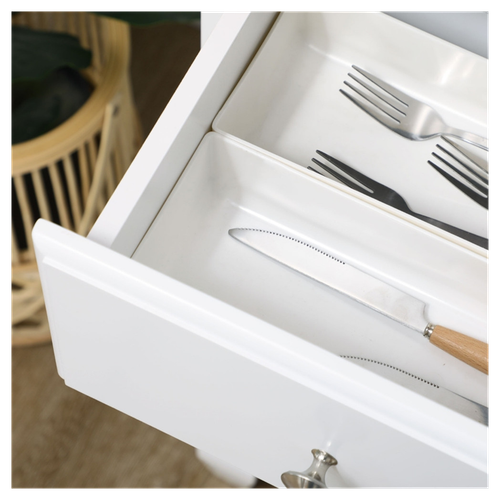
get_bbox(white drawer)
[33,12,488,488]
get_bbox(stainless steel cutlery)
[428,137,488,208]
[308,150,487,249]
[229,228,488,373]
[339,64,488,210]
[341,356,487,425]
[341,65,488,151]
[229,65,488,380]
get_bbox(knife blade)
[341,356,488,425]
[229,228,488,374]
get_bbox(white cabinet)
[33,12,488,488]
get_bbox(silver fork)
[340,65,488,151]
[428,137,488,209]
[308,150,487,249]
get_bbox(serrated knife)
[229,228,488,374]
[341,356,487,425]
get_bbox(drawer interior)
[132,132,487,409]
[126,12,487,430]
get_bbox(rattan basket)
[12,12,142,346]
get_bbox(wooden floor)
[12,19,271,489]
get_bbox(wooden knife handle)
[429,325,488,374]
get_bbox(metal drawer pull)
[281,449,338,488]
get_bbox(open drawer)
[33,13,488,487]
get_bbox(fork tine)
[441,137,488,176]
[428,160,488,209]
[436,145,488,185]
[307,165,353,187]
[315,150,384,192]
[348,72,407,115]
[352,65,410,106]
[309,159,369,195]
[431,152,488,194]
[340,87,401,127]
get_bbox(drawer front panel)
[34,221,486,487]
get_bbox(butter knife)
[229,228,488,374]
[342,356,487,425]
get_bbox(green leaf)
[96,12,200,26]
[12,26,92,83]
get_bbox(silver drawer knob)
[281,449,338,488]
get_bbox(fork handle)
[426,325,488,374]
[411,212,488,249]
[443,129,488,151]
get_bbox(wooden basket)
[12,12,142,346]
